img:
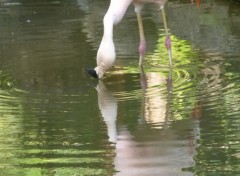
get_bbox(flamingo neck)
[95,0,132,78]
[103,14,114,40]
[102,0,132,39]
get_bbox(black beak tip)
[86,68,98,79]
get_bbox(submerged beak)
[86,68,99,79]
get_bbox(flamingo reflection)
[94,68,200,175]
[96,80,118,143]
[114,67,201,176]
[139,66,172,129]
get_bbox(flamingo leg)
[160,5,172,66]
[135,8,146,66]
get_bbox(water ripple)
[105,48,240,129]
[0,86,116,175]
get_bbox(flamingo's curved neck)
[102,0,132,39]
[103,14,114,40]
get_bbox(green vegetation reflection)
[116,34,203,121]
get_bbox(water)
[0,0,240,175]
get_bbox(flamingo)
[87,0,199,78]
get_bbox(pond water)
[0,0,240,175]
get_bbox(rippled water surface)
[0,0,240,175]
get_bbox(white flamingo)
[87,0,199,78]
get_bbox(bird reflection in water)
[95,80,118,143]
[94,69,201,175]
[113,67,199,176]
[139,65,172,129]
[95,66,172,144]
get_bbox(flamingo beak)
[86,68,98,78]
